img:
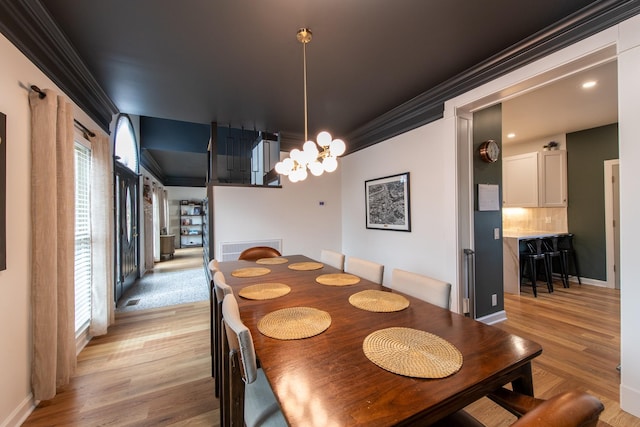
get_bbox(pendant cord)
[303,41,308,143]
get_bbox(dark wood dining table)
[218,255,542,426]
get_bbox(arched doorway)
[114,114,140,302]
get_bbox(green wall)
[473,104,503,317]
[566,123,618,281]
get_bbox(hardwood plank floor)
[465,280,639,427]
[22,274,638,426]
[22,301,219,427]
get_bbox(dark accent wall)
[140,116,210,153]
[566,123,619,281]
[473,104,503,318]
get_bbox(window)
[114,115,138,173]
[74,141,92,334]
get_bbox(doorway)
[605,159,621,289]
[115,162,139,302]
[456,47,618,317]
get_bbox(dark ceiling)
[2,0,638,185]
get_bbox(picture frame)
[365,172,411,231]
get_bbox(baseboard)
[0,393,35,427]
[568,275,613,288]
[620,383,640,418]
[477,310,507,325]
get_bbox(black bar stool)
[542,235,569,288]
[520,238,554,297]
[558,233,581,285]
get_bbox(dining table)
[218,254,542,426]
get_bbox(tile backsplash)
[502,207,568,233]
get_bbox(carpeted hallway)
[116,247,209,312]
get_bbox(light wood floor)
[22,273,639,426]
[465,281,639,427]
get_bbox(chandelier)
[275,28,346,182]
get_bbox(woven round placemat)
[238,283,291,300]
[315,273,361,286]
[363,327,463,378]
[256,257,289,265]
[349,290,410,312]
[231,267,271,278]
[288,261,324,271]
[258,307,331,340]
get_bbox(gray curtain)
[29,89,76,400]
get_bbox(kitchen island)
[503,230,568,295]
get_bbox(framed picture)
[365,172,411,231]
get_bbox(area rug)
[116,267,209,312]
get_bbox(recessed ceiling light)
[582,80,597,89]
[507,133,516,138]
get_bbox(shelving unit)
[180,200,204,248]
[202,192,212,269]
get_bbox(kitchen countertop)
[503,230,568,239]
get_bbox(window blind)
[74,143,92,334]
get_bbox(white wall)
[341,122,459,309]
[213,167,342,261]
[618,13,640,417]
[0,33,106,426]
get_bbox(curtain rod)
[30,85,97,138]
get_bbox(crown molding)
[0,0,118,133]
[1,0,637,149]
[140,150,166,185]
[346,0,640,154]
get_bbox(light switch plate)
[494,228,500,239]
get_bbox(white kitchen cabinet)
[538,150,567,207]
[503,152,539,207]
[502,150,568,208]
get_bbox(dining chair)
[213,271,233,401]
[390,268,451,310]
[208,258,220,273]
[320,249,345,270]
[238,246,282,261]
[208,259,220,379]
[345,256,384,284]
[432,387,604,427]
[221,293,287,427]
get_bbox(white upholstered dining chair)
[320,249,345,270]
[391,268,451,310]
[345,256,384,284]
[208,259,220,381]
[221,294,287,427]
[208,258,220,274]
[213,271,233,401]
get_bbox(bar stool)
[542,235,569,288]
[520,238,553,297]
[558,233,582,285]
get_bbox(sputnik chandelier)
[275,28,346,182]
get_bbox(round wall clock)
[479,140,500,163]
